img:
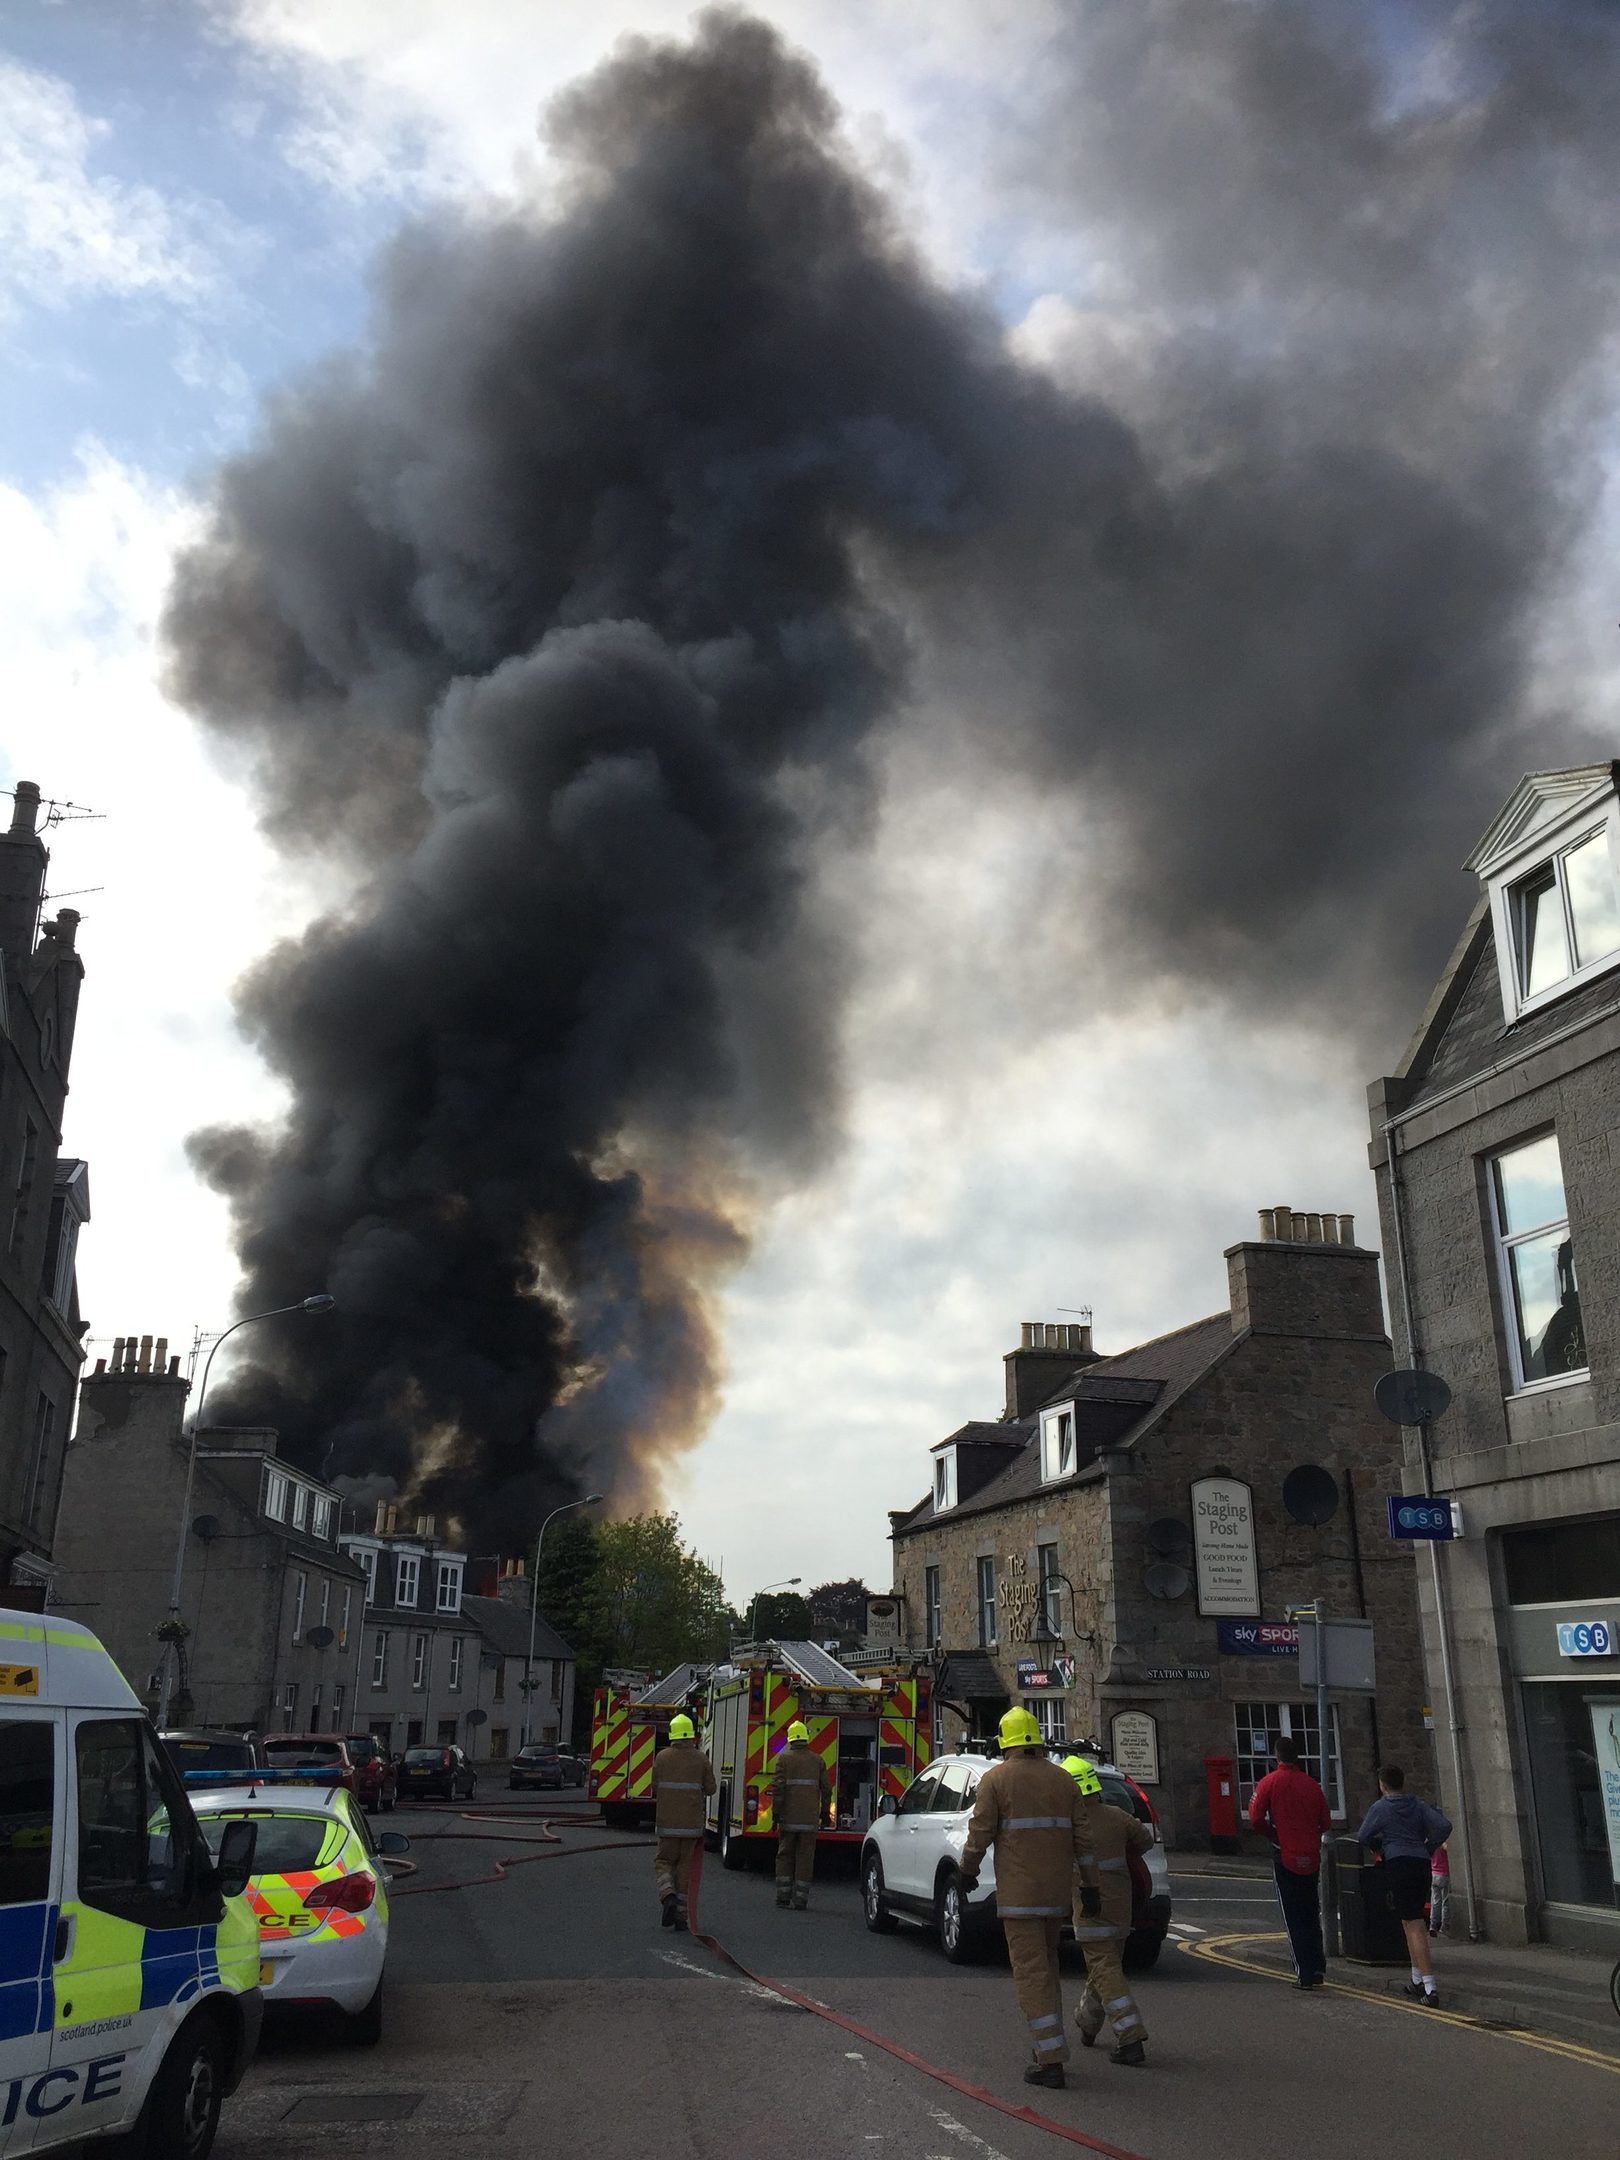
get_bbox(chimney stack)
[1230,1207,1381,1340]
[0,782,48,960]
[1004,1314,1099,1419]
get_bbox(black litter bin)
[1333,1835,1409,1964]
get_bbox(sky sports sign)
[1216,1621,1299,1657]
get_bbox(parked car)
[160,1726,264,1775]
[508,1743,586,1791]
[343,1732,399,1814]
[399,1743,478,1801]
[860,1746,1171,1968]
[191,1777,411,2044]
[262,1734,365,1796]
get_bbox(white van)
[0,1604,261,2157]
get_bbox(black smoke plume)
[165,5,1620,1538]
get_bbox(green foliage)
[748,1590,814,1641]
[807,1578,871,1647]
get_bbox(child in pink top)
[1429,1841,1451,1937]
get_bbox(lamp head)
[302,1294,336,1313]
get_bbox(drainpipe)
[1383,1114,1482,1942]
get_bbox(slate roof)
[936,1651,1006,1703]
[890,1311,1236,1537]
[1402,913,1620,1108]
[461,1591,574,1662]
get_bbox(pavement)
[200,1801,1620,2160]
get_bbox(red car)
[261,1733,398,1813]
[345,1732,399,1813]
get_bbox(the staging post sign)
[1593,1702,1620,1887]
[1191,1476,1260,1617]
[1110,1710,1160,1786]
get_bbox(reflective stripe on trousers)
[1075,1924,1147,2048]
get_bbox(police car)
[0,1602,262,2158]
[187,1777,409,2045]
[860,1742,1172,1967]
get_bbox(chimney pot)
[1272,1206,1293,1241]
[137,1334,153,1375]
[8,783,40,836]
[374,1501,389,1535]
[1339,1214,1355,1246]
[1305,1212,1323,1242]
[111,1336,125,1372]
[1257,1209,1274,1240]
[168,1356,181,1377]
[93,1356,106,1376]
[154,1336,168,1372]
[1289,1211,1308,1240]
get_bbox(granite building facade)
[888,1217,1431,1851]
[1369,761,1620,1951]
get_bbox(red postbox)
[1204,1752,1240,1853]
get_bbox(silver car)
[860,1748,1172,1967]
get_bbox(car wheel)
[719,1794,747,1872]
[937,1869,986,1965]
[344,1975,385,2047]
[1123,1927,1163,1973]
[862,1850,900,1934]
[128,2011,225,2160]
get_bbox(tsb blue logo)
[1556,1620,1613,1658]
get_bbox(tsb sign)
[1556,1619,1614,1659]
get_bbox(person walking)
[958,1707,1095,2090]
[771,1720,831,1909]
[1247,1734,1332,1988]
[1429,1841,1451,1939]
[1356,1763,1452,2006]
[1063,1754,1154,2067]
[651,1712,716,1933]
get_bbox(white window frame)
[356,1548,377,1605]
[333,1683,344,1720]
[923,1565,942,1649]
[371,1631,388,1688]
[1483,792,1620,1024]
[1040,1408,1077,1484]
[449,1637,464,1690]
[1487,1130,1589,1396]
[312,1495,334,1540]
[1233,1700,1345,1820]
[291,1483,310,1532]
[436,1560,462,1614]
[291,1570,307,1641]
[412,1632,429,1690]
[976,1556,997,1647]
[396,1555,420,1608]
[339,1586,353,1648]
[1025,1695,1067,1746]
[932,1449,957,1513]
[263,1468,288,1522]
[319,1578,331,1631]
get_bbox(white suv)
[860,1748,1171,1967]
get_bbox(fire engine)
[703,1641,932,1867]
[588,1663,709,1827]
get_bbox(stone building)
[887,1216,1431,1849]
[0,781,91,1591]
[339,1518,575,1764]
[52,1336,365,1729]
[1368,761,1620,1951]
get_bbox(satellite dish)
[191,1515,220,1542]
[1375,1369,1452,1428]
[1147,1517,1193,1556]
[305,1625,335,1649]
[1143,1561,1191,1600]
[1282,1465,1340,1527]
[466,1708,488,1727]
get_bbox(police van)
[0,1602,262,2157]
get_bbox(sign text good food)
[1191,1476,1260,1617]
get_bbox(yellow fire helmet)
[786,1721,810,1743]
[1062,1753,1103,1796]
[998,1705,1044,1750]
[669,1713,695,1740]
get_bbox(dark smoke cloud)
[165,3,1620,1533]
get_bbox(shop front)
[1503,1515,1620,1949]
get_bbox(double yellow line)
[1180,1931,1620,2077]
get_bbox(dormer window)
[1510,829,1620,1002]
[1040,1408,1077,1483]
[1468,767,1620,1025]
[932,1450,957,1512]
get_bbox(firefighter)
[958,1707,1095,2090]
[1063,1752,1153,2067]
[651,1712,716,1932]
[771,1719,832,1909]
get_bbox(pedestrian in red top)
[1246,1736,1332,1988]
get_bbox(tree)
[748,1590,814,1642]
[808,1578,872,1648]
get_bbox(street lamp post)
[745,1576,802,1645]
[155,1294,335,1727]
[524,1496,602,1748]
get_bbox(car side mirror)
[376,1830,412,1857]
[878,1792,898,1818]
[214,1818,258,1899]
